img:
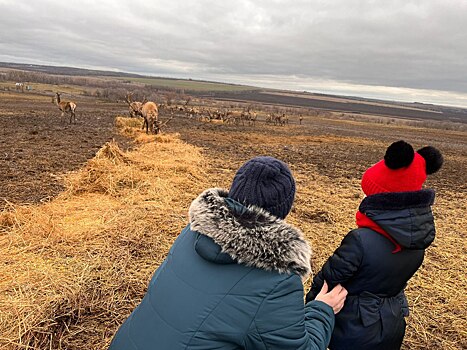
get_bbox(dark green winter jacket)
[110,188,335,350]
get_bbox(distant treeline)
[0,69,191,103]
[0,61,142,78]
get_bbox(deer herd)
[48,91,297,132]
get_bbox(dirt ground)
[1,91,466,349]
[1,90,465,205]
[0,92,131,206]
[170,112,466,194]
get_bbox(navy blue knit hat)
[228,156,296,219]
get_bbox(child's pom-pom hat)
[361,140,443,196]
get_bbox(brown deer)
[265,114,273,124]
[125,93,143,118]
[186,107,200,119]
[138,100,159,134]
[54,92,76,123]
[247,111,257,126]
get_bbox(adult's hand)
[315,281,347,314]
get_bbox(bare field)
[118,76,257,92]
[265,90,443,113]
[210,90,467,123]
[0,91,131,205]
[0,91,466,349]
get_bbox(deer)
[223,111,235,124]
[247,111,257,126]
[186,107,200,119]
[125,93,143,118]
[239,110,250,126]
[200,108,212,122]
[53,92,76,123]
[15,82,24,92]
[138,99,159,134]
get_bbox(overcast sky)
[1,0,467,107]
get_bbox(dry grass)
[0,118,208,349]
[0,117,465,349]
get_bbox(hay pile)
[0,117,464,349]
[0,118,208,349]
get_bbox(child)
[306,140,443,350]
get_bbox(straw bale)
[114,116,141,129]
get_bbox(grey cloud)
[1,0,467,102]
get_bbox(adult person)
[110,156,347,350]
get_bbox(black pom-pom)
[417,146,443,174]
[384,140,415,169]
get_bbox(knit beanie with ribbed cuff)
[228,156,295,219]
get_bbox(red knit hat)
[361,141,443,196]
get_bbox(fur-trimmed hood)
[189,188,312,278]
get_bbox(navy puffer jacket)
[307,190,436,350]
[110,188,335,350]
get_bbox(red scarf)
[356,211,402,253]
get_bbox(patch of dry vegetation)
[328,111,467,132]
[403,191,467,349]
[0,117,464,350]
[0,118,208,349]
